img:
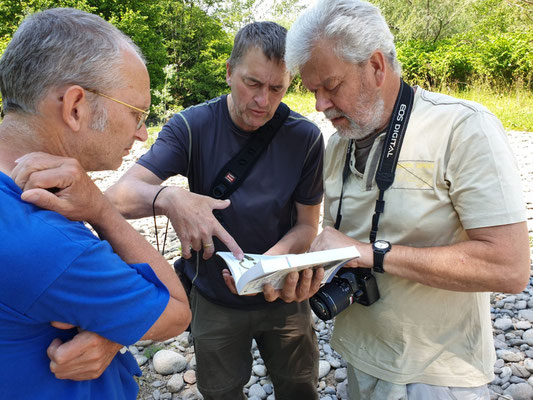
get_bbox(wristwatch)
[372,240,391,273]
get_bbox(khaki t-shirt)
[325,88,527,386]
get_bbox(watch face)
[375,241,389,250]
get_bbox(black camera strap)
[210,102,290,200]
[334,79,414,243]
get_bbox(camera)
[310,268,380,321]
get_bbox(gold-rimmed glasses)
[85,88,150,130]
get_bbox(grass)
[442,84,533,132]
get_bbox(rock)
[153,350,187,375]
[511,363,531,378]
[496,349,523,362]
[334,367,347,382]
[134,354,148,366]
[504,382,533,400]
[523,329,533,345]
[167,374,184,393]
[494,318,514,331]
[184,369,197,384]
[248,383,267,399]
[252,364,267,377]
[318,360,331,379]
[519,310,533,323]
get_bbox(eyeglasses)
[85,88,150,130]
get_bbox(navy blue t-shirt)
[138,95,324,309]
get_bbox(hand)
[310,226,371,268]
[11,152,107,224]
[263,268,325,303]
[161,188,243,260]
[221,269,256,296]
[47,321,123,381]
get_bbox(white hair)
[286,0,401,75]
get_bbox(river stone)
[153,350,187,375]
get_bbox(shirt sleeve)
[137,113,191,181]
[293,127,325,205]
[25,240,170,346]
[446,110,527,229]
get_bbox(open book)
[216,246,360,295]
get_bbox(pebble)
[90,120,533,399]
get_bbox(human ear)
[61,86,89,132]
[226,62,232,86]
[368,50,386,88]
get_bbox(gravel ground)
[90,112,532,400]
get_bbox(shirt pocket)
[392,160,435,190]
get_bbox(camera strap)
[334,79,414,243]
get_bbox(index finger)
[212,224,243,260]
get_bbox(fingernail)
[22,192,38,202]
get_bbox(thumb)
[21,188,62,211]
[211,199,231,210]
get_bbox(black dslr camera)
[310,268,380,321]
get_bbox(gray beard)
[325,97,385,140]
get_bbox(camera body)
[310,268,380,321]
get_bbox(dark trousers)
[190,287,319,400]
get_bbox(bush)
[397,31,532,90]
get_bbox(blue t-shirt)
[138,95,324,309]
[0,172,170,399]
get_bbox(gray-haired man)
[0,8,191,399]
[286,0,529,399]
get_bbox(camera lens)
[310,277,355,321]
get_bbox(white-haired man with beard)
[286,0,530,399]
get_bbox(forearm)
[89,200,184,299]
[266,223,318,255]
[105,176,165,219]
[358,223,530,293]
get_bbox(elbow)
[176,308,192,335]
[501,261,531,294]
[164,306,192,339]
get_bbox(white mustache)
[324,109,346,120]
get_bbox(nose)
[315,90,334,112]
[254,87,269,108]
[135,124,149,142]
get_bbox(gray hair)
[0,8,145,114]
[285,0,401,75]
[228,21,287,69]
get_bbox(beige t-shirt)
[325,88,527,386]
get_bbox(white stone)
[523,329,533,345]
[494,318,514,331]
[252,364,267,377]
[152,349,187,375]
[319,360,331,379]
[167,374,184,393]
[248,383,267,399]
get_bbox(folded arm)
[12,153,192,379]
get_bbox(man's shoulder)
[173,96,225,124]
[416,88,492,118]
[284,108,321,138]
